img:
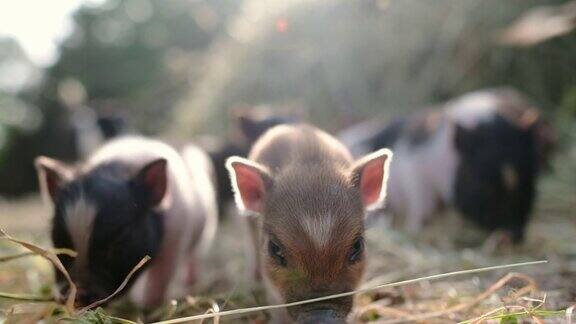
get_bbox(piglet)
[35,136,217,307]
[339,88,551,244]
[226,124,392,323]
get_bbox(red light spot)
[276,18,289,33]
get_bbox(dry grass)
[0,152,575,323]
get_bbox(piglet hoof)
[186,264,198,287]
[482,231,515,255]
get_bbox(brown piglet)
[226,124,392,323]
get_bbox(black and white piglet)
[340,88,553,243]
[35,136,217,307]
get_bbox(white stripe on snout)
[300,213,335,248]
[64,198,96,269]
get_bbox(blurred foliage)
[1,0,576,196]
[0,38,40,94]
[44,0,241,134]
[0,38,42,194]
[0,0,242,196]
[173,0,576,136]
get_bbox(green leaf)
[500,314,520,324]
[74,308,115,324]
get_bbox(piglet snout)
[296,308,346,324]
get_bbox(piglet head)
[35,157,167,306]
[227,149,392,322]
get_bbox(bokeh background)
[0,0,575,322]
[1,0,576,197]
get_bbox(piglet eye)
[348,237,364,264]
[268,240,287,267]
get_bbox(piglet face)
[36,158,167,306]
[262,170,366,321]
[228,149,392,322]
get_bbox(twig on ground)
[0,248,76,263]
[369,272,538,323]
[77,255,151,314]
[150,260,547,324]
[462,307,565,323]
[0,228,78,314]
[0,291,54,302]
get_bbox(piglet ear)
[237,113,257,140]
[454,124,475,154]
[35,156,73,204]
[226,156,272,215]
[350,148,393,211]
[134,158,168,207]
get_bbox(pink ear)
[360,158,385,206]
[226,157,271,214]
[351,149,393,210]
[136,159,168,207]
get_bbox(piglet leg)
[185,254,198,286]
[403,179,436,235]
[142,241,180,307]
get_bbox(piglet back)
[87,136,193,208]
[250,124,353,172]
